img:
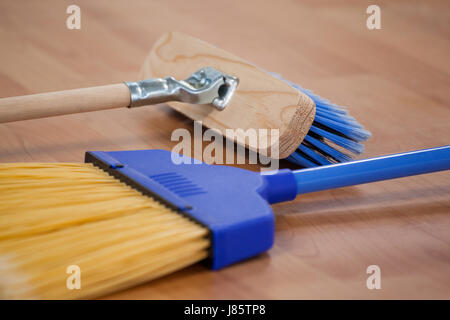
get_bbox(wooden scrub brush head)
[0,31,370,166]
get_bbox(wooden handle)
[0,83,131,123]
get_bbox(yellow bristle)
[0,163,210,299]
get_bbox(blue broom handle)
[293,145,450,195]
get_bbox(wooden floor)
[0,0,449,299]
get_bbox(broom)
[0,32,370,167]
[0,146,449,299]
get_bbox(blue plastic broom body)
[85,145,450,270]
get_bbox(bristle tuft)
[272,73,371,167]
[0,163,210,299]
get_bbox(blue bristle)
[303,135,353,163]
[286,152,318,168]
[315,108,361,126]
[314,115,371,141]
[309,125,365,154]
[298,144,333,166]
[270,73,371,167]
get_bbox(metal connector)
[125,67,239,111]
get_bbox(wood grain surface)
[0,0,449,299]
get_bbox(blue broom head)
[271,74,371,167]
[84,148,449,272]
[85,149,297,271]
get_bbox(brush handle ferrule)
[125,78,180,107]
[126,67,238,110]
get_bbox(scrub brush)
[0,145,448,299]
[0,32,370,167]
